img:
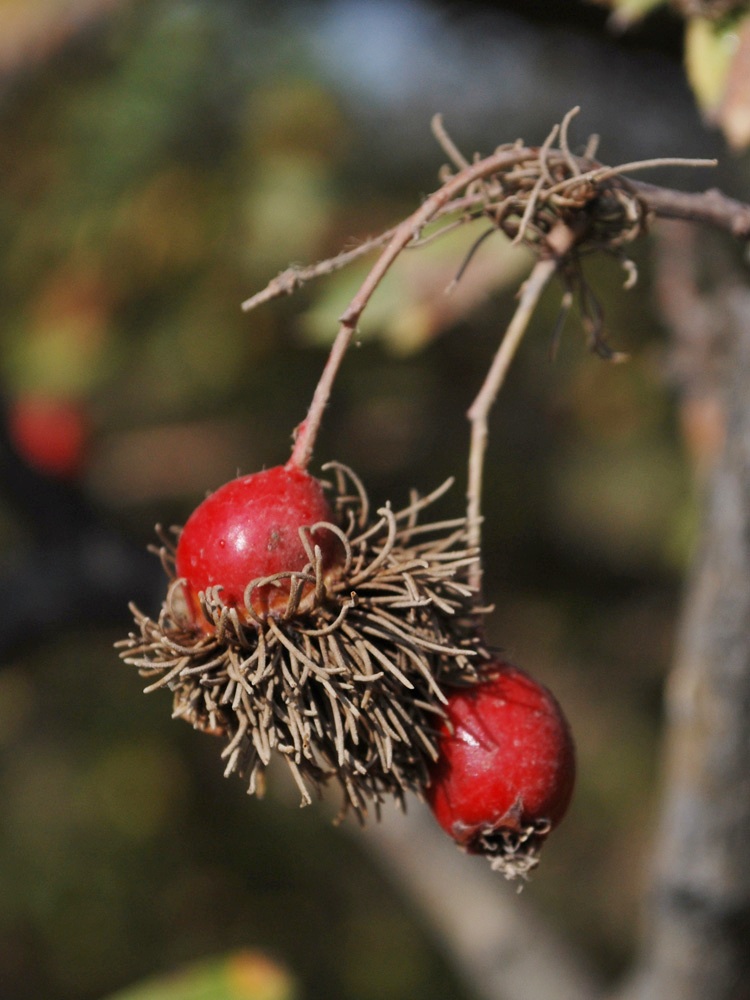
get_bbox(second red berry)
[427,660,576,872]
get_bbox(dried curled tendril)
[432,111,649,360]
[118,464,488,821]
[450,140,647,259]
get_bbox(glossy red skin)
[176,464,340,627]
[8,395,90,479]
[427,662,576,850]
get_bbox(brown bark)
[364,805,602,1000]
[626,262,750,999]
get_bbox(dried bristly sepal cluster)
[117,464,488,821]
[479,818,554,881]
[432,110,652,361]
[433,109,649,260]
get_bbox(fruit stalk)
[286,145,537,471]
[465,257,553,593]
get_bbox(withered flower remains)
[118,464,487,819]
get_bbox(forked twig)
[239,111,739,597]
[465,256,558,592]
[240,227,401,313]
[286,144,535,471]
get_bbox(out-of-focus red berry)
[427,661,576,857]
[175,463,342,629]
[8,395,90,479]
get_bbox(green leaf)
[716,15,750,148]
[685,16,738,114]
[103,951,297,1000]
[606,0,667,29]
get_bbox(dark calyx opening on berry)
[471,816,554,880]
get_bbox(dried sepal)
[477,818,553,881]
[118,464,488,821]
[432,108,650,265]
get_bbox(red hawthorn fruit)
[8,395,90,479]
[175,463,342,629]
[427,661,576,864]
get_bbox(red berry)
[8,395,90,479]
[175,463,342,628]
[427,661,575,866]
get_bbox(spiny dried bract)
[451,142,648,259]
[118,464,486,819]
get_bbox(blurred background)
[0,1,746,998]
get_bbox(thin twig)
[465,224,575,595]
[241,162,730,318]
[240,228,401,312]
[247,112,730,474]
[287,145,535,471]
[628,179,750,239]
[546,157,717,196]
[432,112,471,171]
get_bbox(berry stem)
[287,144,539,470]
[253,113,716,472]
[288,318,357,470]
[466,223,575,595]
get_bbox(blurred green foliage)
[0,1,718,998]
[104,950,297,1000]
